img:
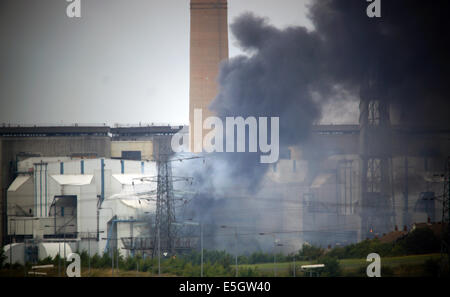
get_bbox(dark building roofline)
[0,125,185,137]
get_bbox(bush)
[317,256,342,277]
[37,256,53,265]
[324,227,440,260]
[298,244,325,261]
[238,255,249,264]
[123,256,138,271]
[331,239,393,259]
[396,228,441,255]
[99,252,112,268]
[90,253,102,268]
[248,251,272,264]
[79,250,89,268]
[140,258,154,273]
[0,247,6,269]
[182,262,198,277]
[239,267,260,277]
[10,262,22,270]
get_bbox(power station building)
[0,125,182,259]
[1,0,449,261]
[5,156,157,262]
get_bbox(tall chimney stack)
[189,0,229,151]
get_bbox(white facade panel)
[51,174,93,186]
[7,157,158,256]
[8,176,31,192]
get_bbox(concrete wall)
[111,140,153,160]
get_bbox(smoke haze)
[177,0,450,252]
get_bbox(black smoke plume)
[179,0,450,251]
[206,0,450,187]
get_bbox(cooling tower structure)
[189,0,229,152]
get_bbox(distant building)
[5,157,156,262]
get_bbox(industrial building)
[0,125,183,260]
[4,156,157,263]
[2,121,448,259]
[1,0,449,262]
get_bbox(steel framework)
[359,75,395,238]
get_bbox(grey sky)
[0,0,322,126]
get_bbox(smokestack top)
[191,0,227,9]
[191,0,226,3]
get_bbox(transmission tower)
[149,136,176,257]
[154,156,176,255]
[138,136,201,257]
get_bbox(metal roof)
[8,175,31,191]
[51,175,93,185]
[111,125,184,137]
[0,126,110,136]
[112,174,148,185]
[120,198,155,210]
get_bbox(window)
[121,151,142,160]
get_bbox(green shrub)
[0,247,6,269]
[182,262,198,276]
[140,258,154,272]
[90,253,102,268]
[123,256,138,271]
[317,256,342,277]
[79,250,89,267]
[298,244,325,261]
[248,251,272,264]
[396,228,441,255]
[37,256,53,265]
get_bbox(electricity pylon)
[140,136,200,257]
